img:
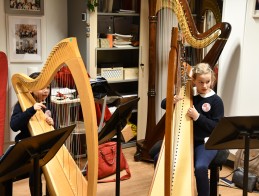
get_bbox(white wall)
[0,0,67,147]
[219,0,259,117]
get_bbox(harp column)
[135,0,158,161]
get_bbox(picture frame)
[253,0,259,18]
[5,0,44,15]
[8,16,42,63]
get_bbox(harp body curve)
[155,0,231,67]
[11,38,98,195]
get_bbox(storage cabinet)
[95,1,141,146]
[68,0,149,142]
[96,11,140,96]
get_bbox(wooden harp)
[11,38,98,195]
[148,0,232,195]
[148,27,194,195]
[136,0,231,162]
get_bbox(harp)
[11,38,98,195]
[136,0,231,162]
[149,27,194,195]
[147,0,232,195]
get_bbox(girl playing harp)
[10,72,54,141]
[10,72,54,195]
[157,63,224,196]
[189,63,224,196]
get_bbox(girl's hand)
[187,106,199,121]
[45,116,54,126]
[174,95,183,104]
[45,110,54,126]
[34,102,46,111]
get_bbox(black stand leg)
[243,134,250,196]
[116,123,122,196]
[0,180,12,196]
[32,156,42,196]
[210,166,219,196]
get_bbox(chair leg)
[210,166,220,196]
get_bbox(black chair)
[209,149,230,196]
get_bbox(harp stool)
[209,149,230,196]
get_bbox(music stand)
[0,124,76,196]
[205,116,259,196]
[98,97,140,196]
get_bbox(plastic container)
[107,26,113,48]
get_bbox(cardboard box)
[123,67,138,80]
[121,124,134,142]
[114,95,138,106]
[97,38,110,48]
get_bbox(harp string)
[51,65,86,167]
[156,0,221,49]
[156,8,175,121]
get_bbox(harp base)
[135,115,166,162]
[134,139,153,162]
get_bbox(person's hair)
[14,72,48,106]
[192,63,216,87]
[28,72,41,98]
[29,72,40,79]
[29,72,51,105]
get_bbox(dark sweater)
[160,90,224,145]
[193,91,224,145]
[10,103,36,142]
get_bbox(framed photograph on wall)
[253,0,259,18]
[8,16,42,63]
[5,0,44,15]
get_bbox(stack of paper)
[113,33,133,48]
[117,9,136,14]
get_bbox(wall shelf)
[98,13,140,17]
[96,47,139,51]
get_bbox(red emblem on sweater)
[202,103,211,112]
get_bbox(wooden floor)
[13,147,258,196]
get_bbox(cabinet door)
[67,0,88,65]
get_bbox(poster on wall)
[253,0,259,18]
[8,16,42,63]
[4,0,44,15]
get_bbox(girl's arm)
[10,103,36,132]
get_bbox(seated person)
[149,63,224,196]
[10,72,54,195]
